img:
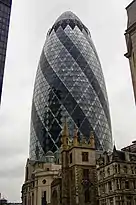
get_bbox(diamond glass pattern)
[30,11,113,161]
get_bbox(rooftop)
[55,11,81,23]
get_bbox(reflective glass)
[30,11,113,161]
[0,0,12,102]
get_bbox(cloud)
[0,0,135,202]
[0,163,24,179]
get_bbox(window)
[99,185,103,194]
[101,199,106,205]
[135,167,136,174]
[26,167,29,181]
[126,197,132,205]
[70,153,72,163]
[85,189,90,202]
[32,181,35,188]
[28,196,31,205]
[108,181,112,191]
[100,170,103,179]
[115,164,118,173]
[83,169,89,179]
[98,185,101,194]
[115,164,120,174]
[82,152,89,162]
[118,164,120,173]
[116,179,120,190]
[131,167,134,174]
[42,191,47,205]
[100,170,102,176]
[103,169,105,178]
[133,180,136,189]
[109,198,114,205]
[116,196,123,205]
[32,193,34,205]
[102,184,105,193]
[70,170,72,180]
[107,167,110,175]
[42,179,46,184]
[124,166,127,173]
[125,181,129,189]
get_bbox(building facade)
[51,121,98,205]
[0,198,7,205]
[50,126,136,205]
[0,0,12,103]
[30,11,113,161]
[21,157,61,205]
[121,140,136,153]
[97,146,136,205]
[23,118,136,205]
[125,0,136,103]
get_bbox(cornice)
[126,0,136,10]
[125,22,136,34]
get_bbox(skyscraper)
[30,11,113,161]
[0,0,12,103]
[125,0,136,103]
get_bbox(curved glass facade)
[30,11,113,161]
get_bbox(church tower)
[61,122,97,205]
[61,118,70,205]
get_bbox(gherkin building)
[30,11,113,161]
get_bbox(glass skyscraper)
[30,11,113,161]
[0,0,12,103]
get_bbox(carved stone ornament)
[130,154,136,161]
[97,156,104,166]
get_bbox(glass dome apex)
[48,11,89,36]
[55,11,81,23]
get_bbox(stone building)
[51,177,61,205]
[125,0,136,103]
[51,120,98,205]
[122,140,136,153]
[0,198,7,205]
[22,120,136,205]
[97,146,136,205]
[21,155,61,205]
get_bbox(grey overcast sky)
[0,0,136,202]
